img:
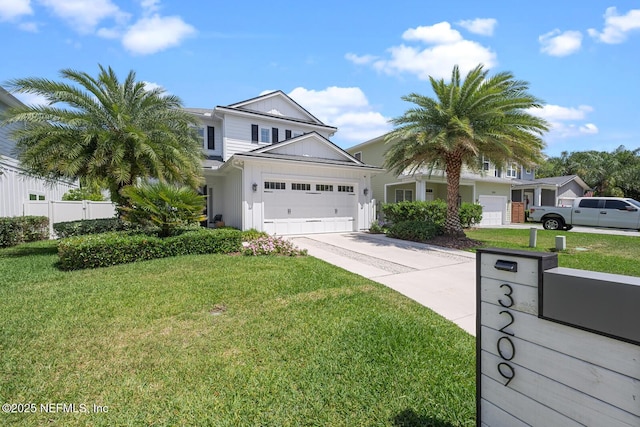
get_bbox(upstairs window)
[260,128,270,143]
[272,128,279,143]
[285,129,292,139]
[251,124,259,143]
[506,163,518,178]
[207,126,215,150]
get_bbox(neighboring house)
[186,91,382,234]
[0,86,78,217]
[346,135,541,227]
[511,175,591,208]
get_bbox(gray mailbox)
[477,248,640,427]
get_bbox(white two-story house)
[347,135,544,226]
[0,86,78,217]
[186,91,382,234]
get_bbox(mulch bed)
[424,235,484,251]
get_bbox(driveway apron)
[289,232,477,335]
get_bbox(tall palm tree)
[1,65,203,205]
[385,64,549,237]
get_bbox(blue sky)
[1,0,640,157]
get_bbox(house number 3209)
[497,283,516,386]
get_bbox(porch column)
[534,187,542,206]
[415,179,426,201]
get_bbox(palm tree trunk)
[444,153,466,237]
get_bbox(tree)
[538,146,640,198]
[385,64,549,236]
[1,65,203,206]
[118,182,206,238]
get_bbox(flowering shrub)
[243,236,307,257]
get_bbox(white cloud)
[142,81,163,92]
[457,18,497,36]
[579,123,598,134]
[13,92,49,106]
[5,0,195,55]
[373,40,497,80]
[0,0,32,21]
[37,0,127,34]
[539,29,582,56]
[140,0,160,14]
[288,87,392,142]
[348,21,497,80]
[121,14,195,55]
[530,104,593,121]
[530,104,599,139]
[344,53,378,65]
[402,22,463,44]
[588,7,640,44]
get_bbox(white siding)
[0,158,78,217]
[237,95,314,122]
[221,167,243,229]
[267,137,347,160]
[0,103,17,158]
[200,116,223,159]
[222,115,333,161]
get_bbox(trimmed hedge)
[387,220,443,242]
[57,228,242,270]
[459,203,483,228]
[0,216,49,248]
[383,200,448,225]
[53,218,138,238]
[382,200,483,228]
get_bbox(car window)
[578,199,601,208]
[604,200,630,210]
[626,199,640,208]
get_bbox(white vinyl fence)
[23,200,117,237]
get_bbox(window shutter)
[207,126,215,150]
[285,129,292,140]
[272,128,279,143]
[251,124,259,143]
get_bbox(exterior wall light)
[364,188,369,196]
[252,183,258,192]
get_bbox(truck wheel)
[543,217,563,230]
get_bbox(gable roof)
[228,90,323,124]
[0,86,24,109]
[512,174,590,189]
[231,132,382,171]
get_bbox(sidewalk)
[289,233,477,335]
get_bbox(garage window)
[338,185,354,193]
[316,184,333,192]
[292,183,311,191]
[264,181,285,190]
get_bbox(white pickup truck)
[528,197,640,230]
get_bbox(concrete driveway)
[289,233,477,335]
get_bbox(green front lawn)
[466,228,640,277]
[0,241,475,426]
